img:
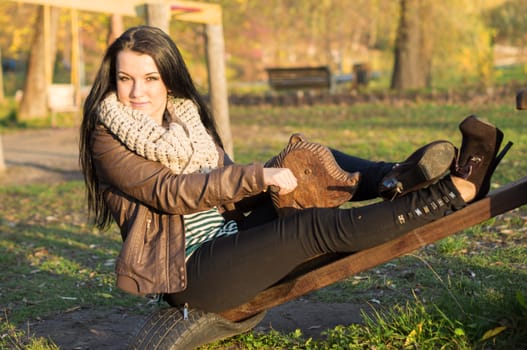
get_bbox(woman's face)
[116,49,168,125]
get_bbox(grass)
[0,98,80,131]
[230,98,526,187]
[0,182,152,349]
[1,96,526,349]
[0,183,149,316]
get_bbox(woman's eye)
[147,76,160,81]
[118,76,129,81]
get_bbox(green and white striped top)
[184,207,238,259]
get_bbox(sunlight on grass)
[1,100,527,349]
[231,101,526,188]
[0,321,59,350]
[0,183,148,328]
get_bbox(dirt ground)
[1,128,367,349]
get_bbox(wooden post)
[169,1,232,157]
[107,14,124,45]
[71,8,81,108]
[44,4,54,125]
[146,2,170,33]
[205,23,233,158]
[43,5,52,87]
[10,0,232,151]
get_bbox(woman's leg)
[164,176,466,313]
[331,148,394,201]
[333,140,456,202]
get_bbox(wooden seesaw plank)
[221,176,527,322]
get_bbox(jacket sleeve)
[92,126,266,215]
[221,144,275,214]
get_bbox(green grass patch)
[0,97,80,132]
[0,182,149,344]
[1,99,527,349]
[231,100,526,188]
[0,321,59,350]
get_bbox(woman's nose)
[130,81,144,97]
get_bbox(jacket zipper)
[166,219,171,290]
[137,218,151,264]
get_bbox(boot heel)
[494,141,513,170]
[453,115,511,201]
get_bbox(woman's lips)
[130,101,148,109]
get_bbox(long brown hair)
[79,25,223,229]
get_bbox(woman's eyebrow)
[117,71,159,76]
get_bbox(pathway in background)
[0,127,81,186]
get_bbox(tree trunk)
[390,0,432,90]
[18,5,59,121]
[0,134,5,172]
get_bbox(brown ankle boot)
[451,115,512,201]
[379,140,456,200]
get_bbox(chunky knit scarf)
[98,93,219,174]
[98,94,236,260]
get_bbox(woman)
[79,26,506,313]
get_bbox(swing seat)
[128,175,527,350]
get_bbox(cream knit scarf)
[98,93,219,174]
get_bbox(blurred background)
[1,0,526,100]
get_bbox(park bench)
[128,92,527,349]
[47,84,79,113]
[266,66,332,92]
[47,84,80,126]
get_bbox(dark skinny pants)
[164,151,466,313]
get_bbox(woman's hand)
[263,168,298,195]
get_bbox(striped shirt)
[183,207,238,259]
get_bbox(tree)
[484,0,527,48]
[390,0,433,90]
[0,47,4,102]
[0,134,5,172]
[18,5,59,120]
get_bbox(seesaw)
[127,92,527,350]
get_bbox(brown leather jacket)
[91,125,267,296]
